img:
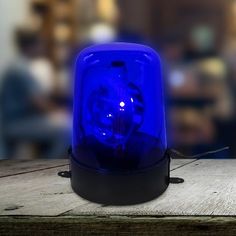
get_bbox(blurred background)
[0,0,235,159]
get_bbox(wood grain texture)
[0,159,68,177]
[0,159,192,216]
[0,164,88,216]
[0,159,236,235]
[68,160,236,216]
[1,216,236,236]
[1,159,235,217]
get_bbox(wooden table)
[0,159,236,235]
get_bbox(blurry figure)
[87,0,118,43]
[197,58,232,119]
[221,38,236,157]
[166,65,215,153]
[161,33,185,66]
[30,57,54,95]
[87,22,117,44]
[170,107,214,147]
[0,29,70,159]
[163,25,232,157]
[0,0,235,159]
[80,0,145,45]
[184,25,217,61]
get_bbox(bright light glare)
[120,101,125,107]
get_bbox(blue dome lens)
[72,43,167,171]
[87,81,144,147]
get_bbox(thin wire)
[169,146,229,158]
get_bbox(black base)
[70,154,170,205]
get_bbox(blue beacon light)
[70,43,170,205]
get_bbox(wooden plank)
[1,216,236,236]
[0,158,191,177]
[0,159,193,216]
[0,158,190,177]
[68,160,236,216]
[0,159,69,177]
[0,164,88,216]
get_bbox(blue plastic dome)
[72,43,167,172]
